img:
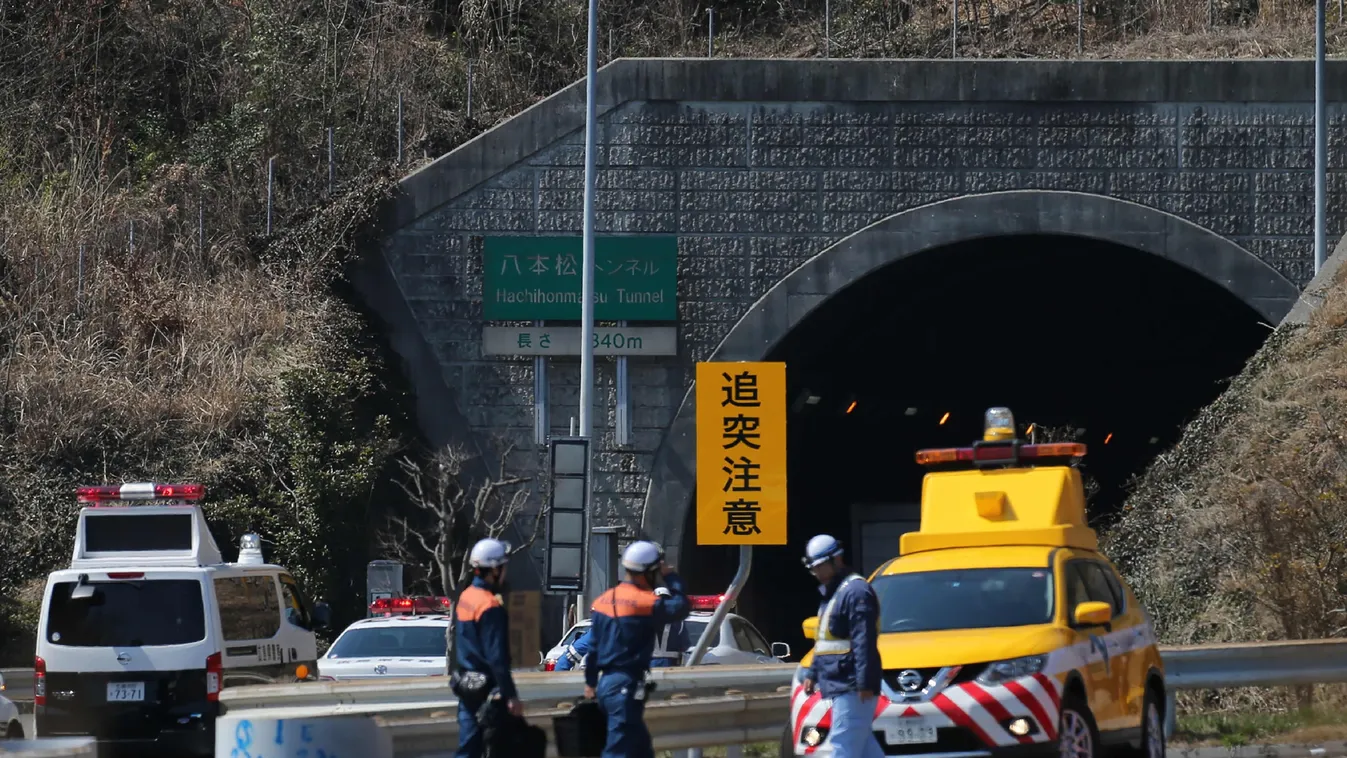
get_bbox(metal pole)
[1077,0,1083,53]
[466,61,475,121]
[579,0,600,609]
[128,220,134,257]
[77,244,84,304]
[1164,691,1177,739]
[685,546,752,666]
[266,157,275,235]
[397,93,404,164]
[1316,0,1327,275]
[616,320,629,446]
[825,0,831,58]
[535,320,548,447]
[327,127,335,195]
[707,8,714,57]
[197,197,204,254]
[951,0,958,57]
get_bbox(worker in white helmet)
[800,534,883,758]
[648,543,690,668]
[451,538,521,758]
[583,540,691,758]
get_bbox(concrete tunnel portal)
[640,191,1303,660]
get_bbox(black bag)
[477,698,548,758]
[553,698,607,757]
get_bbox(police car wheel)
[1059,694,1099,758]
[779,724,795,757]
[5,720,22,739]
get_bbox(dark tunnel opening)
[678,232,1276,659]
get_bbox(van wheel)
[1059,693,1100,758]
[5,720,22,739]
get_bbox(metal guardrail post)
[1164,690,1177,739]
[685,545,752,667]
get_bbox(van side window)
[215,576,281,641]
[278,574,312,630]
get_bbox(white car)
[0,672,21,739]
[317,596,452,681]
[542,594,790,669]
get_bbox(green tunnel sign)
[482,236,678,321]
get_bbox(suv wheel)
[1059,693,1099,758]
[1140,689,1165,758]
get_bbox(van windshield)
[869,567,1055,634]
[46,579,206,647]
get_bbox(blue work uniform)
[454,579,518,758]
[649,617,689,668]
[584,576,691,758]
[555,628,593,671]
[809,572,883,758]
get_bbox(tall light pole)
[1316,0,1327,275]
[578,0,600,615]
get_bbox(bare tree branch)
[376,438,545,598]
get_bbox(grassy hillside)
[0,0,1339,663]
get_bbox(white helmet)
[469,538,511,569]
[621,541,663,573]
[803,534,843,569]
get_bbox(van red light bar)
[77,482,205,504]
[688,594,727,612]
[915,442,1087,467]
[369,596,452,616]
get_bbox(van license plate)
[107,682,145,702]
[884,720,938,745]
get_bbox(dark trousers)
[596,671,652,758]
[456,694,487,758]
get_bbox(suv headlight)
[975,654,1047,686]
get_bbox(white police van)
[33,482,331,756]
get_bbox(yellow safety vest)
[813,574,864,656]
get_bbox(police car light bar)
[688,594,727,612]
[369,596,452,616]
[915,442,1087,467]
[77,482,205,505]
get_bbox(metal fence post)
[266,157,275,235]
[1076,0,1083,53]
[951,0,958,57]
[707,8,714,57]
[466,61,475,120]
[128,220,134,257]
[1164,690,1177,739]
[824,0,831,58]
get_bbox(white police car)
[542,595,791,670]
[0,672,22,739]
[33,483,330,757]
[317,596,453,681]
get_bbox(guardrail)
[216,638,1347,752]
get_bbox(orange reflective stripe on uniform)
[456,585,502,622]
[591,582,658,618]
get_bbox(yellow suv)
[787,408,1165,758]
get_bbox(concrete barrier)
[214,712,392,758]
[0,737,97,756]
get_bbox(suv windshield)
[46,579,206,647]
[870,567,1055,634]
[327,626,448,658]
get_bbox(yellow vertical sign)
[695,361,787,545]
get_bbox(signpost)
[483,326,677,356]
[694,362,788,546]
[483,236,678,321]
[544,437,590,593]
[686,361,787,669]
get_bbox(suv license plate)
[107,682,145,702]
[884,720,938,745]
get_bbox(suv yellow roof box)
[900,465,1098,555]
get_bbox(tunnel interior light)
[905,407,918,416]
[1104,432,1114,445]
[846,400,857,414]
[1025,423,1036,436]
[806,395,821,405]
[1149,436,1159,445]
[983,407,1016,442]
[939,412,950,425]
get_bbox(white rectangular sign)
[483,326,677,356]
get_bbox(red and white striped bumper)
[788,673,1062,756]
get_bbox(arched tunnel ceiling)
[641,190,1301,563]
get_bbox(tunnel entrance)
[676,232,1278,658]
